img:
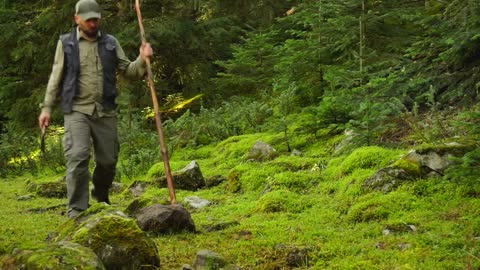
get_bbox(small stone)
[184,196,210,209]
[17,194,34,201]
[406,224,417,232]
[382,229,391,236]
[194,250,226,270]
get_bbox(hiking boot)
[91,188,110,204]
[67,208,82,219]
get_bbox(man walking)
[38,0,153,218]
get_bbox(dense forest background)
[0,0,479,181]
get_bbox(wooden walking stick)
[135,0,176,204]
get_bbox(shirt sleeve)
[41,40,65,114]
[114,37,147,80]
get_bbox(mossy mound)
[1,241,104,270]
[255,189,307,213]
[324,146,404,179]
[346,191,417,222]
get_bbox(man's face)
[75,16,101,38]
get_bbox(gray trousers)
[63,111,119,212]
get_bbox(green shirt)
[41,28,146,116]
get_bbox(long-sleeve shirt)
[41,27,146,116]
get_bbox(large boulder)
[63,209,160,270]
[135,204,196,234]
[1,241,105,270]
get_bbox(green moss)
[268,155,320,171]
[173,144,216,160]
[213,133,282,167]
[146,162,165,179]
[267,170,320,193]
[324,146,404,179]
[415,142,475,156]
[392,158,421,176]
[146,160,191,180]
[226,169,242,193]
[336,168,377,198]
[8,242,105,270]
[346,191,418,222]
[255,189,307,213]
[124,188,170,215]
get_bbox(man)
[38,0,153,218]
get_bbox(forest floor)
[1,132,479,269]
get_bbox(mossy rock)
[226,169,242,193]
[391,158,422,176]
[70,211,160,269]
[2,241,105,270]
[414,142,475,156]
[25,178,67,198]
[245,141,280,162]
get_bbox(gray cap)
[75,0,101,20]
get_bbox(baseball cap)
[75,0,101,20]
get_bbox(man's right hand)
[38,111,51,130]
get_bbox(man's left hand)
[140,42,153,61]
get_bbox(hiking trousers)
[63,111,119,212]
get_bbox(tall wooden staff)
[135,0,176,204]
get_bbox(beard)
[80,27,99,39]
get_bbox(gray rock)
[405,150,451,175]
[128,180,150,197]
[155,161,206,191]
[17,194,34,201]
[110,182,124,194]
[363,167,411,192]
[135,204,196,234]
[334,129,355,155]
[184,196,210,209]
[246,141,279,161]
[194,250,226,270]
[205,175,226,188]
[291,149,303,156]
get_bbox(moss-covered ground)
[1,132,479,269]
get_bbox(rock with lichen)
[58,209,160,270]
[245,141,279,162]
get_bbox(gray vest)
[60,29,118,113]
